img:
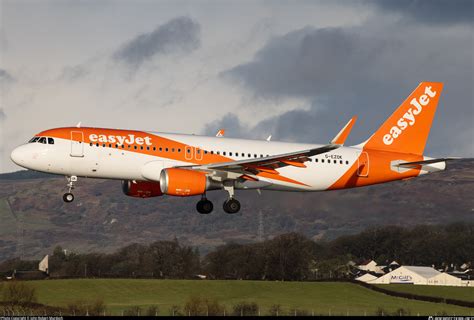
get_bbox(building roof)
[403,266,440,278]
[355,273,378,282]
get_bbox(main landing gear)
[196,195,213,214]
[63,175,77,203]
[195,183,241,214]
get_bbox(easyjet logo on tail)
[383,86,437,145]
[89,134,152,145]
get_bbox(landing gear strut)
[196,195,213,214]
[63,175,77,203]
[223,182,241,214]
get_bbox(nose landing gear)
[63,175,77,203]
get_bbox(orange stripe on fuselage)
[37,127,309,187]
[328,148,423,190]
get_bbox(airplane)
[10,82,453,214]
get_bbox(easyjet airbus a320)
[11,82,453,214]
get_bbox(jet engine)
[159,168,221,196]
[122,180,163,198]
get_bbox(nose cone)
[10,145,27,167]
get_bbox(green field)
[376,284,474,303]
[10,279,473,316]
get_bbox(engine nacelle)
[122,180,163,198]
[160,168,220,196]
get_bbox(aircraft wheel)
[223,198,240,214]
[196,199,213,214]
[63,192,74,203]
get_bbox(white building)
[359,265,473,287]
[38,255,49,274]
[357,260,385,274]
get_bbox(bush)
[123,306,142,316]
[232,301,259,316]
[169,305,182,316]
[289,308,310,316]
[183,296,224,316]
[66,298,105,316]
[2,281,37,304]
[394,308,411,316]
[268,304,283,316]
[146,305,159,316]
[375,307,387,316]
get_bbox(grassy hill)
[12,279,472,316]
[0,159,473,261]
[376,284,474,303]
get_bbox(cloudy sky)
[1,0,473,173]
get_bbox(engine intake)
[122,180,163,198]
[160,168,220,196]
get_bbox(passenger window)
[340,160,343,164]
[115,144,119,148]
[242,153,245,157]
[254,154,257,158]
[102,144,106,147]
[159,147,162,151]
[217,151,220,155]
[186,149,190,153]
[165,148,168,152]
[223,151,226,156]
[134,146,137,150]
[346,160,349,165]
[89,142,93,146]
[204,150,208,154]
[153,147,156,151]
[122,145,125,149]
[260,154,263,157]
[248,153,251,157]
[322,159,325,163]
[147,146,150,151]
[229,152,232,156]
[109,144,112,148]
[333,160,337,164]
[141,146,144,150]
[96,143,99,147]
[315,158,318,163]
[178,148,181,152]
[197,149,200,154]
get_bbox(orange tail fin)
[363,82,443,155]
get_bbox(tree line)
[0,222,472,280]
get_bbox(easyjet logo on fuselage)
[383,86,437,145]
[89,134,152,146]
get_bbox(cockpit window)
[28,137,40,143]
[48,137,54,144]
[38,137,47,144]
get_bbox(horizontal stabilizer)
[331,116,357,146]
[397,157,460,168]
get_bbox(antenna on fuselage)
[266,135,272,141]
[76,122,82,128]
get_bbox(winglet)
[216,129,225,137]
[331,116,357,145]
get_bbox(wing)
[179,144,340,177]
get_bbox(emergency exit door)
[70,131,84,157]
